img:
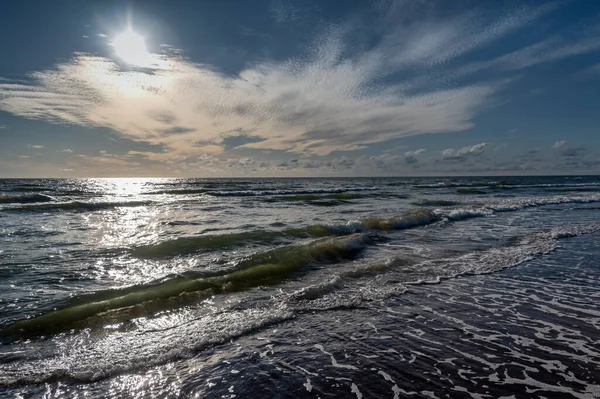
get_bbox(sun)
[112,29,150,66]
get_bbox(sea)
[0,176,599,398]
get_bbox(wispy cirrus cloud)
[0,1,597,164]
[457,24,600,77]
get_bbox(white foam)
[351,383,363,399]
[314,344,358,370]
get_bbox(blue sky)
[1,0,599,177]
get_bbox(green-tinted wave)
[132,208,440,258]
[457,188,487,194]
[1,234,371,339]
[132,225,334,257]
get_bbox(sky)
[1,0,600,177]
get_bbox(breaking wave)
[1,234,372,339]
[0,193,54,204]
[4,200,153,212]
[132,209,440,258]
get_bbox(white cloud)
[442,143,487,160]
[553,140,568,149]
[404,149,426,157]
[0,50,498,158]
[62,148,74,153]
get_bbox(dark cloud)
[220,129,267,150]
[553,140,586,157]
[404,155,418,164]
[161,127,196,135]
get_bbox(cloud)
[0,124,6,129]
[402,149,426,165]
[553,140,568,149]
[553,140,586,157]
[442,143,487,161]
[561,147,586,157]
[404,155,419,165]
[0,2,595,163]
[29,144,44,149]
[456,23,600,77]
[62,148,74,153]
[235,157,255,167]
[497,37,600,71]
[404,149,426,157]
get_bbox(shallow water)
[1,176,599,397]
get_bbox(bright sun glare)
[112,29,150,66]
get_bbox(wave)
[359,208,440,230]
[132,209,440,258]
[485,194,600,212]
[131,225,342,257]
[444,208,492,221]
[287,223,600,311]
[412,224,600,281]
[0,193,54,204]
[147,188,209,195]
[303,199,349,207]
[265,193,366,202]
[435,194,600,220]
[146,188,375,199]
[5,200,153,212]
[205,187,376,197]
[510,182,600,189]
[543,187,600,193]
[12,186,55,192]
[415,181,512,188]
[416,181,600,190]
[0,306,295,385]
[1,234,372,339]
[456,187,488,194]
[412,199,461,207]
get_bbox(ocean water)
[1,176,599,398]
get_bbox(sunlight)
[112,29,151,67]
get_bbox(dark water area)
[1,176,599,397]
